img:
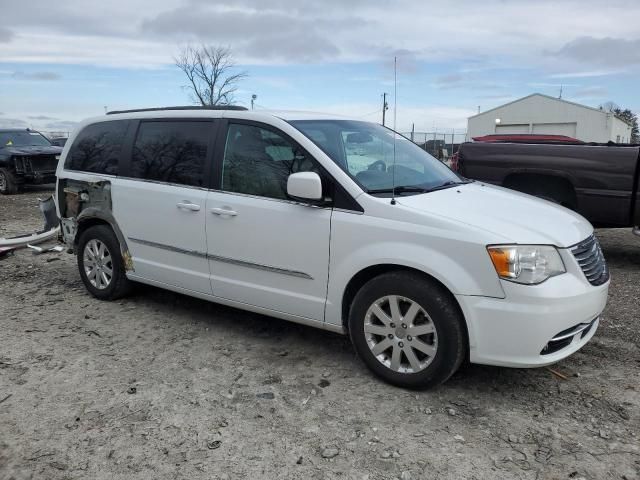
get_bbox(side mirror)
[287,172,323,202]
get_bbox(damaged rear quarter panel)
[57,177,134,271]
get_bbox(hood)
[397,182,592,248]
[2,145,62,156]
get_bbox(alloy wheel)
[364,295,438,374]
[83,239,113,290]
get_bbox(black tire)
[0,168,18,195]
[77,225,133,300]
[348,271,466,389]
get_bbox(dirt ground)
[1,187,639,480]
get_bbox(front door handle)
[176,201,201,212]
[210,207,238,217]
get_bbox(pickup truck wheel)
[348,272,466,389]
[0,168,18,195]
[77,225,133,300]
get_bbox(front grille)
[571,234,609,286]
[13,155,58,174]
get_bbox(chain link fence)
[400,131,468,161]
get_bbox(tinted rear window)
[130,121,210,187]
[65,120,128,174]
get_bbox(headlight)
[487,245,566,285]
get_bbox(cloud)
[12,71,61,81]
[0,118,28,128]
[433,72,501,91]
[435,74,464,86]
[27,115,58,120]
[0,27,12,42]
[572,86,608,98]
[548,69,625,79]
[554,36,640,67]
[1,0,638,68]
[140,3,366,62]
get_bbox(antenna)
[391,56,398,205]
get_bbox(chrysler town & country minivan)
[55,106,609,388]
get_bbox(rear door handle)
[210,207,238,217]
[176,201,201,212]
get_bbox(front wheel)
[348,272,466,389]
[0,168,18,195]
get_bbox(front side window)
[222,123,317,200]
[130,121,209,187]
[65,121,128,175]
[290,120,465,195]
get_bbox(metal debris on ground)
[0,196,59,249]
[26,244,64,254]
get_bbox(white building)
[467,93,633,143]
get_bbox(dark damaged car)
[0,129,62,194]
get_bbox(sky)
[0,0,639,135]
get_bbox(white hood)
[397,182,592,248]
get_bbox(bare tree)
[175,45,247,106]
[599,101,620,112]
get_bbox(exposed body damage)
[57,179,134,271]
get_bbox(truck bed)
[456,142,640,229]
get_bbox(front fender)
[324,212,506,328]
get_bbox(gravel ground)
[1,187,639,480]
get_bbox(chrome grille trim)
[571,235,609,286]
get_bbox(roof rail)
[106,105,248,115]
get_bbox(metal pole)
[382,93,388,126]
[451,129,455,156]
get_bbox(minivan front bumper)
[456,270,608,368]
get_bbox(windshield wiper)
[367,186,429,194]
[368,180,472,195]
[423,180,471,192]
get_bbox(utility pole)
[559,85,563,99]
[382,93,389,126]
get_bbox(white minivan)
[55,106,609,388]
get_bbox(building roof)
[468,93,614,120]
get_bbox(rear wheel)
[348,272,466,389]
[77,225,133,300]
[0,168,18,195]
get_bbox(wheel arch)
[75,210,134,271]
[340,264,469,352]
[502,171,578,208]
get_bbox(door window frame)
[212,118,363,212]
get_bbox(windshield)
[0,131,52,148]
[289,120,464,195]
